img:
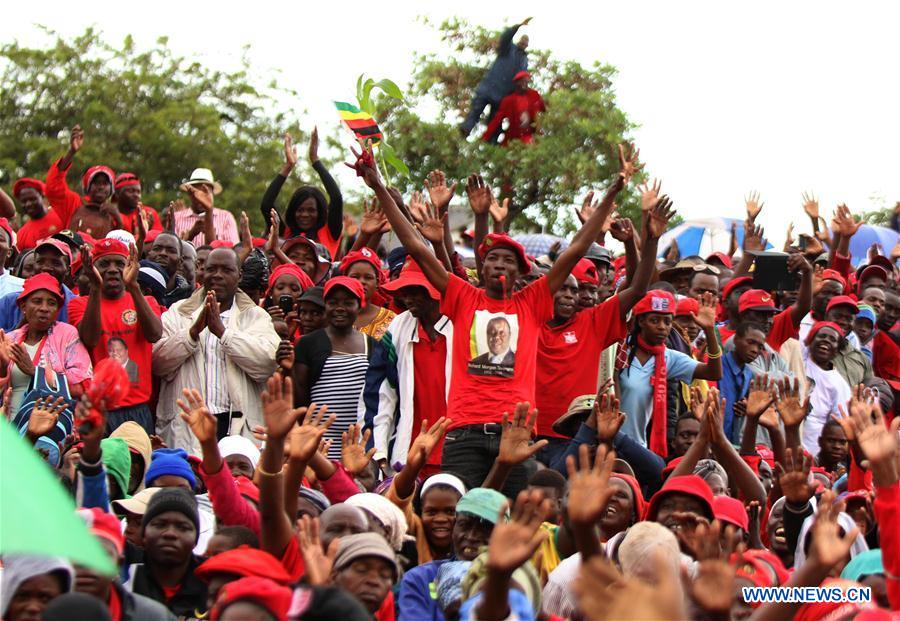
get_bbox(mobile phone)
[279,295,294,315]
[798,235,808,251]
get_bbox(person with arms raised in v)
[350,141,640,497]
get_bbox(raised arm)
[616,197,675,317]
[350,144,449,293]
[786,253,813,326]
[0,189,14,220]
[261,133,295,236]
[547,144,638,293]
[309,128,344,240]
[124,244,163,343]
[688,293,723,381]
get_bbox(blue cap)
[855,304,877,325]
[145,448,197,489]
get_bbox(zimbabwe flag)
[334,101,382,144]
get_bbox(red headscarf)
[804,321,843,347]
[210,576,293,621]
[195,546,292,584]
[633,291,676,457]
[13,178,45,198]
[610,473,647,524]
[265,263,314,300]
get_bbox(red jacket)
[45,159,88,228]
[873,481,900,610]
[482,88,546,144]
[201,464,260,535]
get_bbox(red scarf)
[638,335,668,458]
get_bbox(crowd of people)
[0,105,898,621]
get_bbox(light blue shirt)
[0,272,24,299]
[619,348,699,447]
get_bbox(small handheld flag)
[334,101,382,144]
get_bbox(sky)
[4,0,900,248]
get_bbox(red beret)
[196,546,292,584]
[712,495,749,532]
[339,247,383,280]
[821,269,847,292]
[722,276,753,301]
[478,233,531,275]
[13,178,45,198]
[805,321,844,346]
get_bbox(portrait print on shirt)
[468,311,519,377]
[107,336,140,383]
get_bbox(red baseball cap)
[13,178,45,198]
[339,247,382,277]
[381,258,440,301]
[675,297,699,317]
[820,269,847,292]
[633,290,676,316]
[35,238,73,263]
[81,165,116,195]
[92,237,129,259]
[738,289,777,314]
[858,265,890,289]
[645,474,714,521]
[570,258,599,285]
[826,295,858,314]
[477,233,531,275]
[706,252,733,270]
[722,276,753,301]
[712,495,749,532]
[323,276,366,307]
[513,70,531,81]
[77,507,125,555]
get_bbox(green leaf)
[355,73,365,103]
[380,141,410,178]
[374,78,403,101]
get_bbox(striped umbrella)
[657,217,772,259]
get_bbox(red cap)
[13,178,45,198]
[858,265,890,289]
[722,276,753,301]
[35,238,73,263]
[661,455,684,480]
[804,321,844,346]
[706,252,733,270]
[196,546,292,584]
[265,263,314,300]
[632,290,676,316]
[738,289,777,314]
[77,507,125,555]
[209,240,232,249]
[675,298,699,317]
[252,237,267,248]
[0,218,13,245]
[144,230,160,245]
[712,495,749,531]
[740,549,791,587]
[114,173,140,189]
[210,576,293,621]
[477,233,531,275]
[235,476,260,505]
[381,258,440,301]
[81,165,116,195]
[92,237,129,259]
[570,258,599,285]
[645,474,714,521]
[17,273,64,307]
[826,295,858,314]
[820,269,847,292]
[339,247,382,280]
[513,70,531,81]
[324,276,366,308]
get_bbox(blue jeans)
[460,94,500,137]
[441,424,537,499]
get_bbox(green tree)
[378,17,647,233]
[0,27,309,230]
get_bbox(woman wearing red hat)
[338,248,395,340]
[0,273,92,413]
[261,263,314,343]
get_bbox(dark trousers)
[105,403,153,437]
[441,424,537,499]
[460,94,499,136]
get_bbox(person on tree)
[481,71,546,146]
[112,173,163,236]
[459,18,532,139]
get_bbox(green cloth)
[841,549,883,581]
[0,420,115,575]
[456,488,508,524]
[100,438,131,500]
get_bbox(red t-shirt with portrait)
[535,295,627,438]
[68,293,163,407]
[440,274,554,429]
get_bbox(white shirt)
[203,308,233,413]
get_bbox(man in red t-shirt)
[353,142,640,495]
[112,173,163,236]
[68,238,163,435]
[534,208,668,466]
[482,71,546,145]
[12,178,65,251]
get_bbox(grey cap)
[585,243,613,266]
[332,533,399,579]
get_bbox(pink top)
[7,321,93,387]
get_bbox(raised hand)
[485,489,550,575]
[637,178,662,214]
[743,221,766,252]
[405,417,451,472]
[808,490,860,569]
[465,174,493,216]
[308,126,319,164]
[577,191,598,224]
[261,374,307,440]
[745,190,764,222]
[408,191,428,224]
[123,244,140,292]
[609,217,635,243]
[688,520,740,615]
[833,203,863,237]
[69,124,84,154]
[415,202,448,244]
[359,198,391,235]
[177,388,217,445]
[746,374,775,418]
[691,292,718,331]
[786,251,812,275]
[843,399,899,486]
[689,385,706,421]
[81,245,102,289]
[205,292,226,338]
[497,402,548,466]
[801,192,819,220]
[342,214,359,238]
[800,233,824,257]
[617,143,642,185]
[287,403,335,464]
[489,196,509,224]
[783,222,795,252]
[26,396,67,441]
[345,141,381,189]
[774,377,809,427]
[565,444,616,527]
[341,424,376,475]
[644,195,676,240]
[424,169,457,212]
[296,515,340,586]
[775,448,814,505]
[284,133,299,169]
[593,393,625,442]
[10,343,35,377]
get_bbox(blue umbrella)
[657,218,772,259]
[831,224,898,267]
[512,234,569,257]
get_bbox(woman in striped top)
[293,276,378,461]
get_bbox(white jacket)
[364,310,453,467]
[152,287,279,452]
